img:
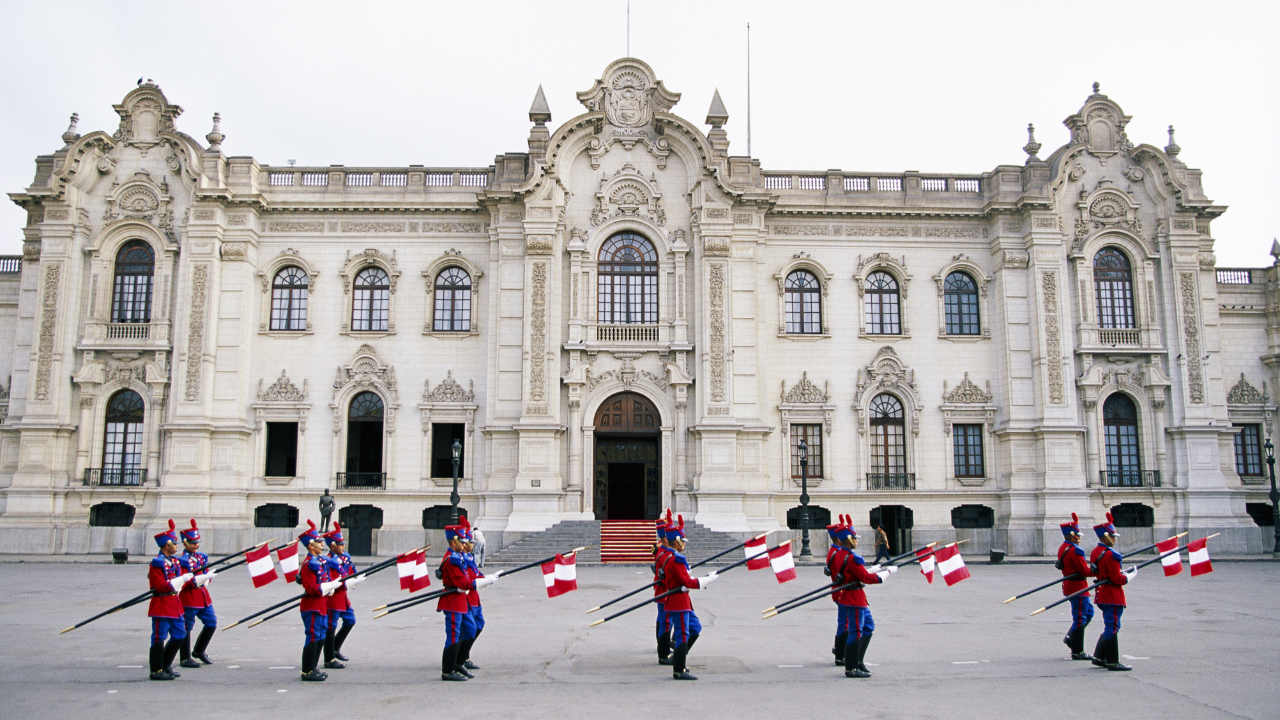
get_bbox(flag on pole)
[411,550,431,592]
[396,551,417,591]
[768,543,797,583]
[246,544,278,588]
[277,541,301,583]
[1188,537,1213,576]
[541,553,578,598]
[1155,537,1183,577]
[745,536,769,570]
[916,547,936,584]
[934,544,971,586]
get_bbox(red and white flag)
[246,543,278,588]
[768,543,797,583]
[744,537,770,570]
[396,551,418,591]
[541,553,578,598]
[934,544,971,586]
[1188,537,1214,577]
[916,548,936,584]
[1155,537,1183,577]
[411,550,431,592]
[277,541,301,583]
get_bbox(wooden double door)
[593,393,661,520]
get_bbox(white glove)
[343,575,366,589]
[194,571,216,588]
[698,571,718,589]
[169,573,193,593]
[876,570,891,581]
[884,565,898,574]
[1123,566,1138,581]
[475,576,499,589]
[320,580,342,596]
[490,570,503,579]
[866,564,882,574]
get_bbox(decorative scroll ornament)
[857,346,915,395]
[1064,83,1134,158]
[781,372,829,403]
[1227,374,1267,405]
[101,170,175,237]
[943,373,993,404]
[423,371,475,403]
[258,370,308,402]
[1074,181,1142,252]
[591,163,666,227]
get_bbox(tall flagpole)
[627,0,630,57]
[746,22,752,156]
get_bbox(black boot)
[149,642,174,681]
[161,638,182,677]
[671,642,697,680]
[333,624,352,662]
[323,629,345,669]
[179,634,201,669]
[455,638,475,678]
[442,643,467,681]
[1070,629,1094,661]
[1106,636,1131,671]
[464,628,481,670]
[833,631,847,666]
[858,633,873,674]
[658,632,672,665]
[192,626,215,665]
[300,641,326,681]
[845,635,870,678]
[1091,636,1107,667]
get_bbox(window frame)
[1103,393,1143,485]
[869,393,907,475]
[864,271,902,335]
[351,266,391,332]
[101,389,146,485]
[596,232,659,326]
[789,423,824,479]
[952,423,985,478]
[269,266,310,332]
[110,240,155,325]
[1233,423,1263,477]
[432,267,473,333]
[1093,247,1136,330]
[783,270,823,335]
[943,271,980,336]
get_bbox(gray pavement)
[4,558,1278,719]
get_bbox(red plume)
[168,519,176,532]
[665,508,673,523]
[333,521,342,532]
[678,514,685,530]
[189,519,199,531]
[1071,512,1078,524]
[1106,512,1114,524]
[307,519,317,531]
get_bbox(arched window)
[597,232,658,325]
[943,271,980,335]
[111,241,154,324]
[433,267,472,332]
[865,271,901,335]
[784,270,822,334]
[352,267,390,332]
[102,389,145,485]
[1103,394,1142,486]
[869,393,906,478]
[270,266,309,331]
[1094,248,1135,329]
[344,391,384,487]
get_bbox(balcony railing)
[0,256,22,273]
[593,323,666,344]
[83,468,148,486]
[1100,470,1161,488]
[867,473,916,490]
[82,321,170,345]
[337,472,385,489]
[1098,328,1140,346]
[1216,269,1256,285]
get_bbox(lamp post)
[1266,438,1278,560]
[450,439,462,524]
[798,438,812,559]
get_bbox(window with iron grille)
[951,504,994,529]
[1104,394,1142,485]
[432,267,472,332]
[870,394,906,474]
[865,271,901,334]
[597,233,658,324]
[1110,503,1154,528]
[952,424,984,477]
[422,505,467,529]
[1094,247,1136,329]
[102,390,144,485]
[790,424,823,479]
[1245,503,1275,527]
[944,272,980,335]
[89,502,136,527]
[784,270,821,334]
[352,267,390,331]
[1233,424,1263,476]
[254,503,299,528]
[111,240,154,323]
[270,266,309,331]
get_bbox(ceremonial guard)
[298,520,340,682]
[177,519,218,669]
[323,522,361,669]
[654,510,673,665]
[1091,514,1137,671]
[1056,513,1095,661]
[457,516,496,676]
[658,516,718,680]
[835,518,895,678]
[825,515,851,666]
[147,520,193,680]
[439,523,487,681]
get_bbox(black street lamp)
[1266,438,1278,560]
[798,438,811,559]
[450,439,463,524]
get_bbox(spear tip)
[761,607,776,614]
[1174,532,1189,539]
[247,619,265,629]
[1029,607,1047,616]
[588,619,605,627]
[1001,597,1017,604]
[762,611,777,619]
[373,611,388,620]
[372,604,389,612]
[59,626,76,634]
[221,621,240,631]
[585,607,600,614]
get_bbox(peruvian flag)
[246,544,278,588]
[411,550,431,592]
[541,553,578,598]
[277,541,301,583]
[916,547,936,584]
[934,544,971,586]
[396,550,418,591]
[1155,537,1183,577]
[745,537,770,570]
[1188,537,1214,577]
[768,543,797,583]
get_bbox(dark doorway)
[593,391,663,520]
[869,505,913,555]
[265,422,298,477]
[608,463,646,519]
[338,504,384,556]
[345,392,384,486]
[430,423,466,479]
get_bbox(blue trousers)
[668,610,701,647]
[183,604,217,633]
[1068,596,1094,633]
[328,607,356,630]
[1099,604,1124,640]
[443,610,476,646]
[151,616,187,644]
[839,606,875,651]
[656,605,670,638]
[301,610,328,645]
[469,605,484,634]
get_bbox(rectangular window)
[352,288,389,331]
[953,424,985,478]
[265,422,299,477]
[790,424,823,479]
[431,423,467,479]
[1234,424,1263,476]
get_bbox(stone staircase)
[600,520,656,562]
[484,520,750,566]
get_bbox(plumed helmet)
[154,519,179,548]
[298,519,320,544]
[323,521,345,546]
[180,518,201,543]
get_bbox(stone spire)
[61,113,80,147]
[528,85,551,156]
[1164,125,1181,158]
[206,112,224,153]
[706,89,729,157]
[1022,123,1041,163]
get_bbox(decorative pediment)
[113,82,183,148]
[1064,84,1133,158]
[591,163,666,227]
[1227,374,1267,405]
[102,170,175,237]
[854,253,911,298]
[1074,181,1143,252]
[943,373,992,404]
[341,248,400,293]
[782,372,829,404]
[258,369,308,402]
[577,58,680,128]
[333,345,398,403]
[423,371,476,403]
[857,346,915,396]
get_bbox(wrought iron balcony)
[336,472,385,489]
[867,473,916,490]
[1100,470,1161,488]
[83,468,148,486]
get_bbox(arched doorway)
[593,392,661,520]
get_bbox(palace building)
[1,58,1275,556]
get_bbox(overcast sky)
[2,1,1276,266]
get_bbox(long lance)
[1002,532,1188,604]
[372,546,584,613]
[222,593,305,630]
[110,540,294,616]
[589,540,793,627]
[373,589,463,619]
[1029,534,1218,617]
[762,541,939,615]
[373,586,453,613]
[586,532,774,614]
[58,538,278,635]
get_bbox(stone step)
[485,520,748,566]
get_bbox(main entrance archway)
[593,392,661,520]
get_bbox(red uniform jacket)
[465,553,483,608]
[326,552,356,612]
[1089,543,1107,569]
[148,554,185,618]
[653,546,671,606]
[436,551,471,613]
[1093,546,1128,607]
[298,553,333,614]
[1057,542,1093,597]
[178,551,212,609]
[827,546,850,604]
[836,550,882,607]
[659,551,701,613]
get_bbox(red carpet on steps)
[600,520,656,563]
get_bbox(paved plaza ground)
[4,555,1277,719]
